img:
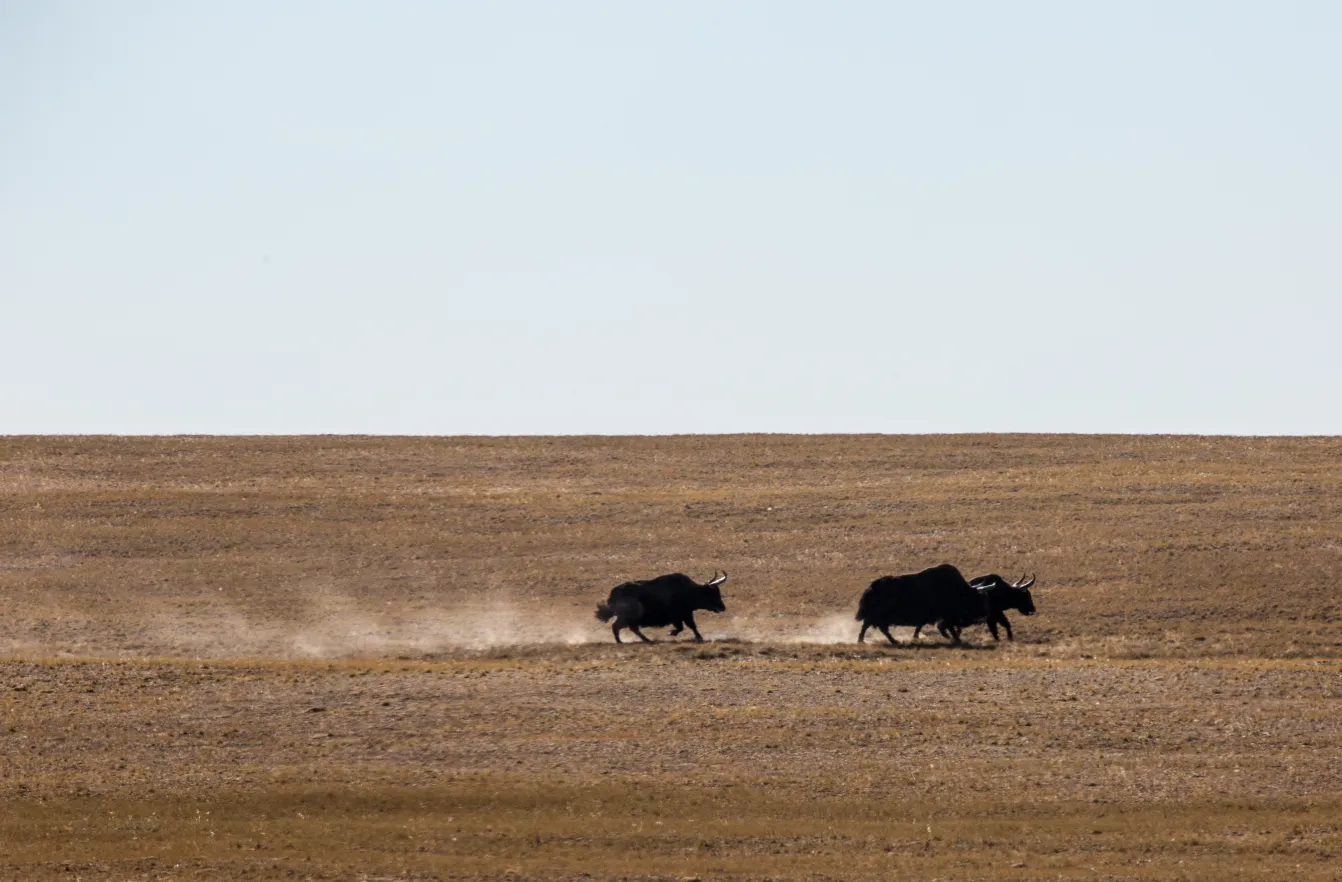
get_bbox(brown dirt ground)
[2,434,1340,880]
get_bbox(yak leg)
[878,625,898,646]
[857,622,869,643]
[684,612,703,642]
[614,601,648,643]
[935,621,955,641]
[994,612,1013,641]
[946,624,963,645]
[668,621,684,637]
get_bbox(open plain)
[2,434,1341,880]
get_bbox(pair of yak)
[594,564,1038,645]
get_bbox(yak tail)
[855,588,872,622]
[594,603,615,623]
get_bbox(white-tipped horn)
[707,570,728,586]
[1017,573,1036,589]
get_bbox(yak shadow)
[605,637,1002,662]
[894,641,999,652]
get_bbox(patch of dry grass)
[4,652,1342,879]
[7,783,1342,881]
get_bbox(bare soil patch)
[2,434,1340,879]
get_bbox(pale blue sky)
[3,2,1339,434]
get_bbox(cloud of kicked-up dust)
[139,597,597,659]
[287,599,593,657]
[785,612,861,645]
[12,596,873,659]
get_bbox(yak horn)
[1017,573,1036,589]
[707,570,728,586]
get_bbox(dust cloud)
[65,600,601,659]
[288,601,594,657]
[5,604,875,659]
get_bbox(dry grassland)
[2,434,1340,880]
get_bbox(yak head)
[1003,573,1036,615]
[699,571,728,612]
[973,573,1037,615]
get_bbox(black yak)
[918,572,1038,642]
[595,571,728,644]
[856,563,986,645]
[965,573,1037,641]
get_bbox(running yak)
[966,573,1037,641]
[918,572,1039,642]
[595,571,728,644]
[856,563,987,645]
